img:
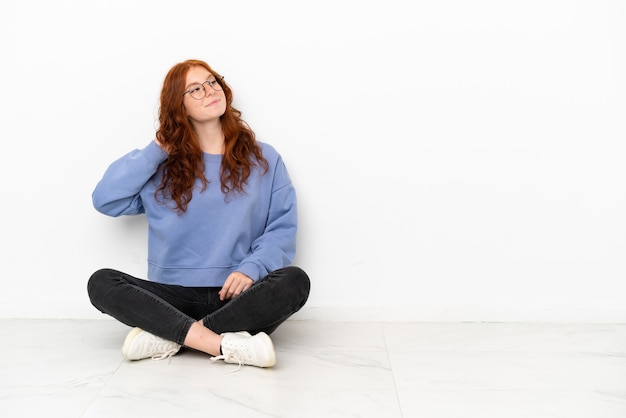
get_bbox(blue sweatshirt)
[92,140,297,287]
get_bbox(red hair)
[155,59,268,212]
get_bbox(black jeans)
[87,266,310,345]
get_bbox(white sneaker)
[211,331,276,368]
[122,327,181,361]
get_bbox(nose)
[203,81,213,97]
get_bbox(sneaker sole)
[121,327,144,360]
[256,332,276,368]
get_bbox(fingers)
[219,280,249,300]
[219,272,253,301]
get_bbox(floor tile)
[397,390,626,418]
[1,319,625,418]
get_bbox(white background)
[1,0,625,321]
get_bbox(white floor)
[2,319,626,418]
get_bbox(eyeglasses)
[183,75,224,100]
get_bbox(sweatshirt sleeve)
[237,156,298,281]
[92,141,168,217]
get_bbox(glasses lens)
[208,78,222,92]
[188,84,205,100]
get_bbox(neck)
[194,121,224,154]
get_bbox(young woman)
[88,59,310,368]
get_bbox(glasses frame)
[183,75,225,100]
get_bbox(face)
[183,66,227,125]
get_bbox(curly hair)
[155,59,269,213]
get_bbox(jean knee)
[286,266,311,304]
[87,268,116,305]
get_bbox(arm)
[92,141,168,217]
[239,156,298,281]
[219,156,298,300]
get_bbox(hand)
[219,271,253,301]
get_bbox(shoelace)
[151,347,179,362]
[210,350,245,373]
[150,347,180,364]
